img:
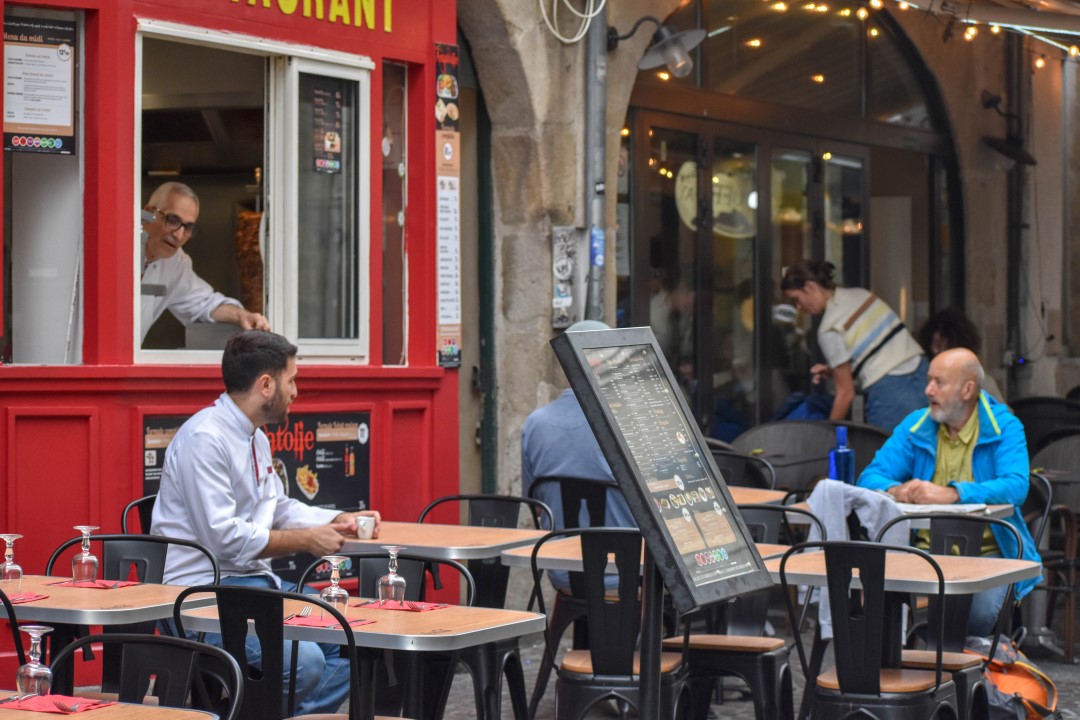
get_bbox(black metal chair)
[780,541,958,720]
[731,422,833,492]
[50,633,244,720]
[530,527,689,719]
[662,504,825,720]
[416,494,552,720]
[121,494,158,534]
[1011,396,1080,457]
[525,475,619,717]
[173,586,365,720]
[708,448,777,490]
[295,551,475,720]
[45,534,220,691]
[1031,438,1080,664]
[876,513,1023,720]
[0,588,27,667]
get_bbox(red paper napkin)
[46,580,140,589]
[284,615,374,629]
[6,593,48,604]
[0,694,115,714]
[352,599,448,612]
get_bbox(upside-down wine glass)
[319,555,349,618]
[16,625,52,698]
[0,534,23,594]
[376,546,407,604]
[71,526,100,584]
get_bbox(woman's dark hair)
[916,307,981,356]
[781,259,837,292]
[222,330,298,393]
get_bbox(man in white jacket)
[140,181,269,343]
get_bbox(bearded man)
[857,347,1041,635]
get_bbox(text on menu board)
[3,18,77,155]
[583,344,758,588]
[309,76,344,174]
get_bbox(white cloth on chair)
[806,480,910,639]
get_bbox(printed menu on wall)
[552,328,771,613]
[142,415,189,497]
[434,42,461,367]
[308,76,344,174]
[3,17,77,155]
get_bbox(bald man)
[858,348,1041,635]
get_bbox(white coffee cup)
[355,515,375,540]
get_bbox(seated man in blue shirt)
[520,320,636,594]
[858,347,1041,635]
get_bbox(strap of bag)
[851,323,907,379]
[842,293,878,331]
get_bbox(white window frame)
[134,20,373,365]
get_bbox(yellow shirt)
[922,409,998,555]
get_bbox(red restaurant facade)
[0,0,461,583]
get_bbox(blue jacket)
[858,392,1042,599]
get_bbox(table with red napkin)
[351,599,448,612]
[5,593,48,604]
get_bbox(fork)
[299,606,312,617]
[53,699,82,713]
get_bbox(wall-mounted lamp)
[980,90,1037,166]
[607,16,706,79]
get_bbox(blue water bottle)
[829,426,856,484]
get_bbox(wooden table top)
[766,550,1042,595]
[340,521,547,560]
[501,537,789,571]
[180,596,546,652]
[0,576,210,625]
[727,487,787,505]
[0,693,215,719]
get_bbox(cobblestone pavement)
[437,600,1080,719]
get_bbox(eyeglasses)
[151,208,198,238]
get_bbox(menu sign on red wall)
[308,76,344,174]
[3,18,77,155]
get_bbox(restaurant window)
[137,26,371,363]
[1,8,84,364]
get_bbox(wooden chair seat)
[560,650,682,675]
[661,634,785,653]
[901,649,982,671]
[816,667,940,692]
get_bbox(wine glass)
[71,526,100,584]
[319,555,349,618]
[0,534,23,594]
[376,545,407,604]
[16,625,52,698]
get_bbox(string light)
[747,38,763,47]
[811,73,826,83]
[1034,55,1046,69]
[869,27,880,37]
[1071,46,1079,57]
[657,70,671,81]
[963,25,978,41]
[822,151,833,160]
[838,8,852,16]
[990,24,1001,34]
[803,2,816,10]
[897,1,908,9]
[771,1,788,10]
[620,127,630,137]
[869,0,883,8]
[856,7,869,20]
[815,4,829,11]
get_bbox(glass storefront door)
[622,112,871,438]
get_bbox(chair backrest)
[46,533,220,585]
[527,476,614,530]
[0,588,26,666]
[731,421,833,491]
[1024,472,1053,548]
[530,528,644,677]
[1032,435,1080,508]
[709,448,777,490]
[296,551,475,607]
[50,632,244,720]
[416,494,551,608]
[822,420,889,478]
[121,494,158,534]
[876,513,1023,652]
[1067,385,1080,403]
[779,541,946,696]
[1011,396,1080,456]
[173,585,360,720]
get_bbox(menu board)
[308,76,344,174]
[552,327,771,613]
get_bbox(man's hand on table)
[333,509,382,539]
[887,479,960,504]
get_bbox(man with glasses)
[141,181,270,344]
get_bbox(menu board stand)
[551,326,774,718]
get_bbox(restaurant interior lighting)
[608,16,707,79]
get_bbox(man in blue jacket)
[858,347,1041,636]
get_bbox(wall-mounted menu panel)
[552,327,771,613]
